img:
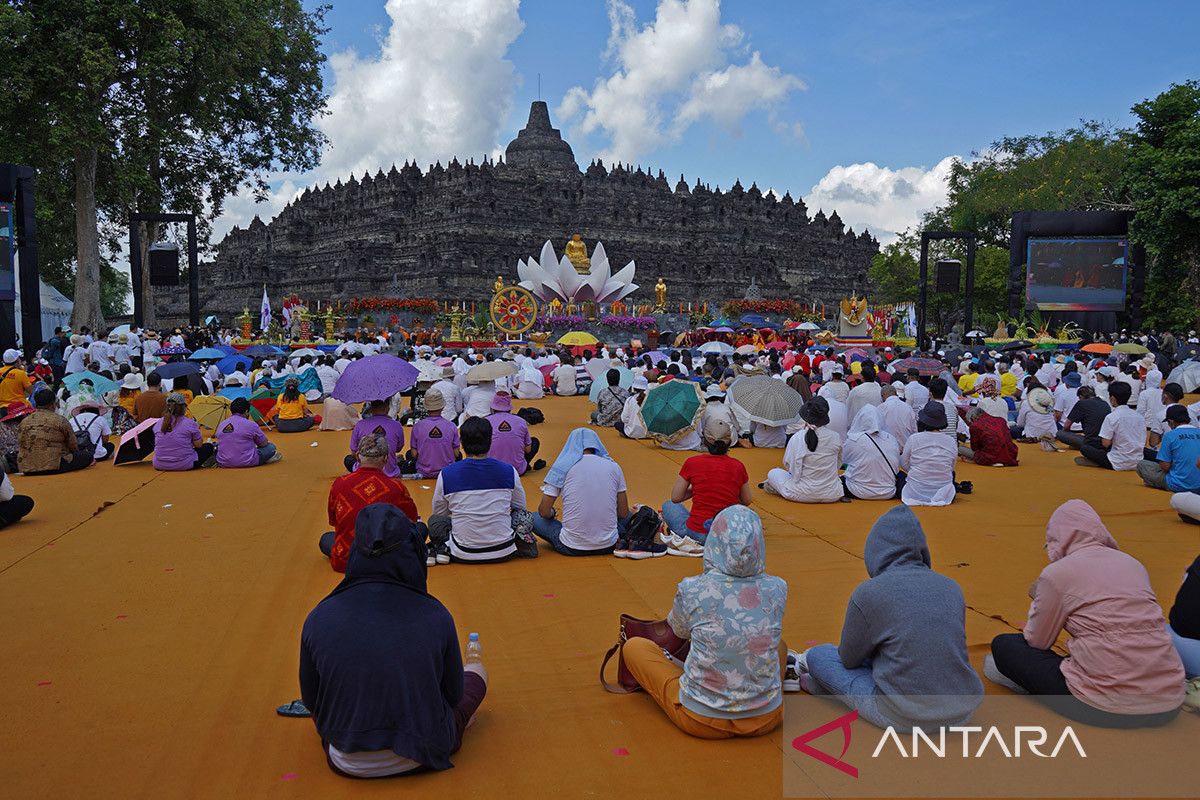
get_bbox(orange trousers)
[622,636,784,739]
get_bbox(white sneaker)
[983,654,1028,694]
[666,536,705,558]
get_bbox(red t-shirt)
[327,467,419,572]
[679,454,749,533]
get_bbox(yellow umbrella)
[189,394,234,430]
[557,331,599,346]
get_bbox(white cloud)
[208,0,524,247]
[557,0,804,164]
[803,157,959,244]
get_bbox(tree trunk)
[70,144,106,332]
[137,220,160,329]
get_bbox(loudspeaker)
[149,242,180,286]
[935,259,961,293]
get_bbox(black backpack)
[517,407,545,425]
[623,505,662,546]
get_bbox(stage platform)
[1,395,1196,798]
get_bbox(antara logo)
[791,712,1087,779]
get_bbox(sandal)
[276,699,311,718]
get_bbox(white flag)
[260,287,271,331]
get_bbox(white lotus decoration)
[516,240,639,304]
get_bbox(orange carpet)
[0,395,1196,798]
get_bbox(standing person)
[532,428,633,556]
[407,390,460,479]
[986,500,1184,728]
[899,403,957,506]
[44,327,68,384]
[1076,382,1142,470]
[660,417,752,557]
[621,506,787,738]
[796,506,983,730]
[17,389,91,475]
[486,392,543,474]
[216,397,280,467]
[762,397,843,503]
[134,372,169,422]
[1136,404,1200,490]
[841,405,902,501]
[152,394,215,471]
[427,417,536,564]
[63,334,88,375]
[345,398,406,477]
[0,350,34,407]
[320,433,418,573]
[299,503,485,778]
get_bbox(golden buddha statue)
[564,233,590,274]
[654,277,667,312]
[494,275,505,294]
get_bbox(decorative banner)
[0,202,14,302]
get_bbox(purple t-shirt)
[152,416,202,471]
[349,415,406,477]
[487,412,531,475]
[215,414,268,468]
[412,415,460,477]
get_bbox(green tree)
[942,121,1130,249]
[0,1,328,330]
[1123,80,1200,330]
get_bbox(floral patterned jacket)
[668,504,787,719]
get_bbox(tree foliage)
[1123,80,1200,330]
[0,0,328,329]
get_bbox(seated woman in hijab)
[964,401,1019,467]
[986,500,1185,728]
[841,405,902,501]
[622,505,788,738]
[300,503,487,777]
[514,358,545,400]
[762,397,842,503]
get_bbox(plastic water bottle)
[465,632,482,665]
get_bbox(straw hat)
[424,389,446,412]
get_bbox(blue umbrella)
[241,344,285,357]
[740,314,767,325]
[218,386,252,400]
[152,361,203,379]
[217,354,252,375]
[188,347,226,361]
[589,366,634,401]
[215,344,238,356]
[64,370,118,396]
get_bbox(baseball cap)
[1164,404,1190,425]
[631,375,649,391]
[702,416,733,445]
[2,348,19,364]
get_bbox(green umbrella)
[639,379,704,443]
[1114,342,1148,354]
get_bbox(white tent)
[15,278,73,345]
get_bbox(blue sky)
[214,0,1198,243]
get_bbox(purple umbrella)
[331,355,419,403]
[641,351,668,365]
[155,345,192,357]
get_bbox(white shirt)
[1054,387,1080,427]
[542,454,626,551]
[619,395,647,438]
[333,357,352,374]
[819,360,838,382]
[825,397,849,441]
[71,411,112,459]
[315,364,340,395]
[765,426,842,503]
[552,364,577,395]
[88,341,114,371]
[1098,405,1147,470]
[846,381,882,428]
[460,382,495,420]
[64,345,88,374]
[429,379,461,421]
[877,396,917,449]
[750,422,787,448]
[843,429,901,500]
[1016,399,1057,439]
[900,431,957,506]
[903,380,930,412]
[817,380,849,405]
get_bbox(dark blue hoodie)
[300,504,464,770]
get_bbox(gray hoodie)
[838,505,983,726]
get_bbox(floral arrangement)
[689,310,713,327]
[721,298,806,319]
[348,297,440,314]
[600,315,657,330]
